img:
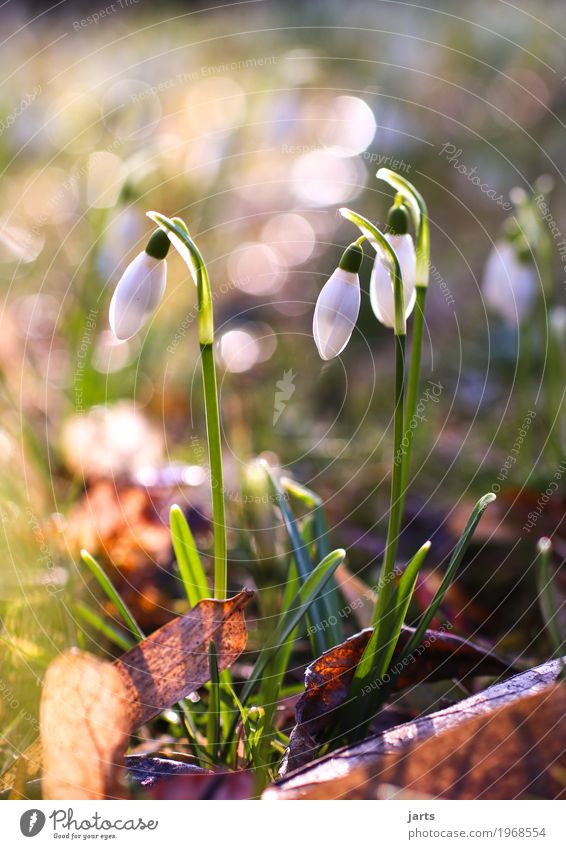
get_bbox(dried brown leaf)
[267,659,566,799]
[282,625,511,774]
[38,590,253,799]
[40,650,131,800]
[115,589,252,726]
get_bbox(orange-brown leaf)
[115,589,252,727]
[40,650,131,800]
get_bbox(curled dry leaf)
[38,590,253,799]
[150,769,255,800]
[115,589,253,727]
[125,755,212,788]
[267,659,566,800]
[41,650,131,800]
[281,625,511,775]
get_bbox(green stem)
[400,285,427,510]
[147,212,227,599]
[338,207,408,624]
[376,171,430,523]
[372,333,406,625]
[201,342,226,599]
[536,537,564,659]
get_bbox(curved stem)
[400,285,427,511]
[376,171,430,519]
[339,207,407,623]
[372,333,406,625]
[147,211,227,599]
[201,342,227,598]
[376,168,430,289]
[339,207,406,335]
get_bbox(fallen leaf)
[115,589,253,726]
[281,625,511,774]
[267,659,566,799]
[40,650,131,800]
[150,769,254,800]
[66,480,172,574]
[37,591,253,799]
[125,755,212,788]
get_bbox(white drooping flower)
[109,229,170,341]
[313,243,363,360]
[369,232,416,329]
[482,241,537,326]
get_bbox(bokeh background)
[1,0,565,771]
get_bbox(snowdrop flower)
[482,240,537,326]
[109,229,170,341]
[313,242,363,360]
[369,202,416,329]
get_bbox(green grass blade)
[536,537,564,658]
[80,549,145,640]
[402,493,496,657]
[351,541,431,694]
[170,504,210,606]
[262,465,313,584]
[74,602,135,652]
[240,548,345,707]
[207,641,220,760]
[265,466,341,652]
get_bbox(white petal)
[482,242,536,325]
[369,233,416,328]
[388,234,417,313]
[109,252,167,341]
[313,268,360,360]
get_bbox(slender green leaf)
[74,602,135,652]
[402,493,496,657]
[536,537,564,659]
[351,541,431,695]
[170,504,210,606]
[264,465,341,653]
[240,547,346,707]
[80,549,144,640]
[207,641,220,760]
